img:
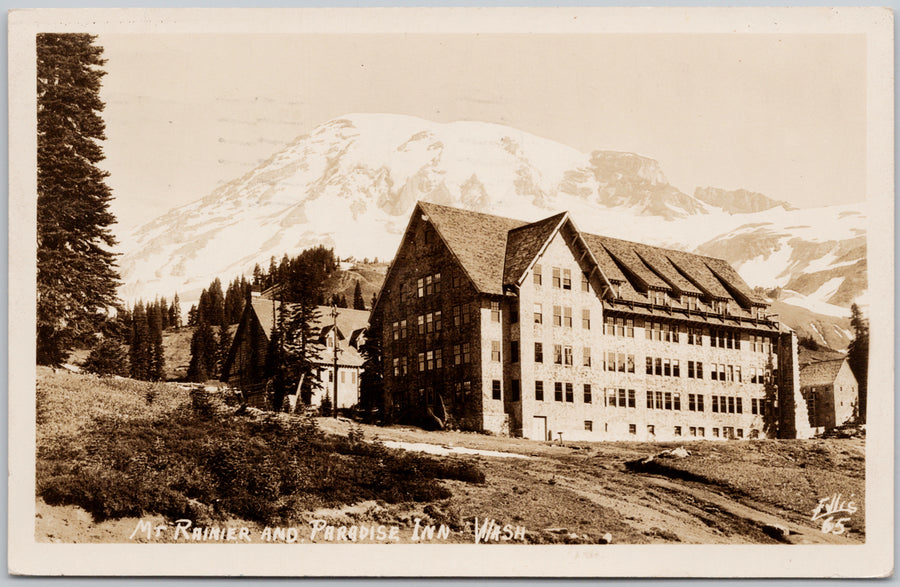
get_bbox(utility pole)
[332,304,339,418]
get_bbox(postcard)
[8,6,894,577]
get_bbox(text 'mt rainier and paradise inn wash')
[371,201,811,443]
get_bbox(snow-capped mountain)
[118,113,867,346]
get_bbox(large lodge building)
[372,201,811,442]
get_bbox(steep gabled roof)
[800,359,853,388]
[418,201,527,295]
[503,212,568,286]
[410,201,764,311]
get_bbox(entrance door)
[532,416,548,441]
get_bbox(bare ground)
[37,410,865,545]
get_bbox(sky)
[96,32,867,236]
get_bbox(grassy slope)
[36,368,483,528]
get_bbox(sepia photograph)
[8,6,894,577]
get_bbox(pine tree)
[187,319,217,383]
[186,304,198,327]
[353,280,366,310]
[82,336,128,377]
[169,293,182,329]
[208,278,226,326]
[37,34,120,365]
[147,302,165,381]
[129,301,150,380]
[217,324,232,377]
[359,312,384,423]
[158,296,169,330]
[847,303,869,423]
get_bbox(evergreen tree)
[37,34,120,365]
[208,277,226,326]
[129,301,150,380]
[187,319,217,382]
[359,313,384,423]
[186,304,198,327]
[217,324,232,377]
[82,336,128,377]
[169,293,182,329]
[147,302,165,381]
[353,280,366,310]
[847,303,869,423]
[267,254,324,410]
[158,296,169,330]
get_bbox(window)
[751,398,759,415]
[688,361,695,379]
[737,428,744,439]
[453,344,462,365]
[552,267,561,288]
[648,424,656,435]
[418,352,425,372]
[713,428,720,438]
[627,355,635,373]
[562,269,572,290]
[554,344,563,365]
[697,394,704,412]
[400,320,407,338]
[583,347,591,367]
[697,362,703,379]
[563,307,573,328]
[583,384,592,404]
[511,341,519,363]
[655,357,662,376]
[647,391,654,409]
[735,366,741,383]
[554,382,563,402]
[736,397,743,414]
[727,365,733,382]
[646,356,653,375]
[491,301,500,322]
[491,340,501,362]
[607,388,617,407]
[688,393,696,411]
[664,392,672,410]
[673,393,681,411]
[581,273,590,292]
[605,316,615,336]
[393,357,400,376]
[425,350,434,370]
[719,364,726,382]
[626,319,634,338]
[629,424,637,435]
[400,357,408,376]
[674,426,682,437]
[535,381,544,401]
[511,380,520,402]
[698,427,705,437]
[617,353,626,373]
[462,343,471,363]
[711,363,718,381]
[618,388,627,407]
[535,342,543,363]
[392,321,400,340]
[418,315,426,336]
[399,283,408,304]
[728,396,735,414]
[628,389,636,408]
[584,420,593,432]
[687,327,702,345]
[451,270,462,289]
[553,305,562,327]
[492,380,502,400]
[433,273,441,294]
[672,360,680,377]
[417,278,425,297]
[434,349,442,369]
[711,396,719,413]
[534,303,543,324]
[534,264,542,286]
[582,309,591,329]
[565,383,574,403]
[689,426,696,436]
[664,358,671,377]
[616,317,626,337]
[563,346,573,366]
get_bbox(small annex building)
[371,201,810,441]
[800,358,858,431]
[221,296,369,411]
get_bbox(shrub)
[37,396,486,525]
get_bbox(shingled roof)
[418,201,765,309]
[800,359,851,388]
[248,298,366,367]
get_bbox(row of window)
[533,264,592,292]
[580,423,747,438]
[533,304,591,328]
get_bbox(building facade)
[222,297,368,410]
[372,201,808,441]
[800,358,858,431]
